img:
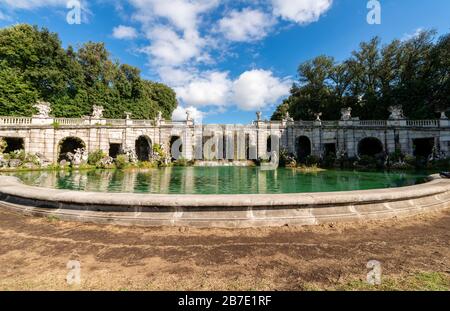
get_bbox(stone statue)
[256,112,262,122]
[33,101,51,118]
[388,105,405,120]
[186,111,192,121]
[284,112,294,122]
[440,111,448,120]
[67,148,88,166]
[157,111,163,122]
[341,107,352,121]
[315,112,322,122]
[92,105,104,119]
[125,112,132,120]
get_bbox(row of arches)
[0,135,438,162]
[58,135,184,162]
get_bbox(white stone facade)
[1,115,450,162]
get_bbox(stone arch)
[2,137,25,153]
[358,137,384,157]
[135,135,153,161]
[170,135,182,160]
[58,137,86,162]
[296,136,312,161]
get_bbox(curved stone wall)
[0,175,449,228]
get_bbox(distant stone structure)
[1,105,450,163]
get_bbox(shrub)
[321,154,337,168]
[115,154,129,169]
[355,155,378,169]
[404,155,416,166]
[0,138,6,154]
[305,155,321,166]
[138,161,158,169]
[172,158,193,167]
[389,149,404,163]
[88,150,106,166]
[9,150,26,161]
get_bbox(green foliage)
[273,30,450,121]
[0,24,178,119]
[0,138,6,153]
[172,158,193,167]
[305,155,321,166]
[138,161,158,169]
[115,155,129,169]
[87,150,106,166]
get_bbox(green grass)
[335,272,450,291]
[45,215,60,223]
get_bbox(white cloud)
[1,0,67,9]
[144,26,206,66]
[402,27,425,41]
[272,0,333,24]
[171,69,291,112]
[112,25,138,40]
[232,69,291,111]
[130,0,219,32]
[218,8,275,42]
[1,0,91,23]
[175,71,232,107]
[172,106,204,123]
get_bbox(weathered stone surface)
[0,175,449,228]
[1,115,450,163]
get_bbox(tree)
[272,30,449,121]
[0,24,178,120]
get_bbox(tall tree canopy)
[272,30,450,121]
[0,24,178,120]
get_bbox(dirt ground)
[0,206,449,291]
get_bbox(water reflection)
[4,168,429,195]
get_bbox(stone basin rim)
[0,174,448,208]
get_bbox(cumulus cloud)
[1,0,327,121]
[112,25,138,40]
[272,0,333,24]
[218,8,275,42]
[130,0,219,33]
[175,71,232,107]
[170,69,291,113]
[143,26,206,66]
[172,106,204,123]
[232,70,292,111]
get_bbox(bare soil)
[0,206,449,291]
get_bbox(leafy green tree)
[0,24,178,120]
[273,30,449,121]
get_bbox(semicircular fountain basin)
[0,168,449,228]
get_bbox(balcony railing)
[0,117,33,125]
[406,120,440,127]
[0,116,447,129]
[54,118,86,126]
[356,120,388,127]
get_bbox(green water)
[3,167,430,195]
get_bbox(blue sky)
[0,0,449,124]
